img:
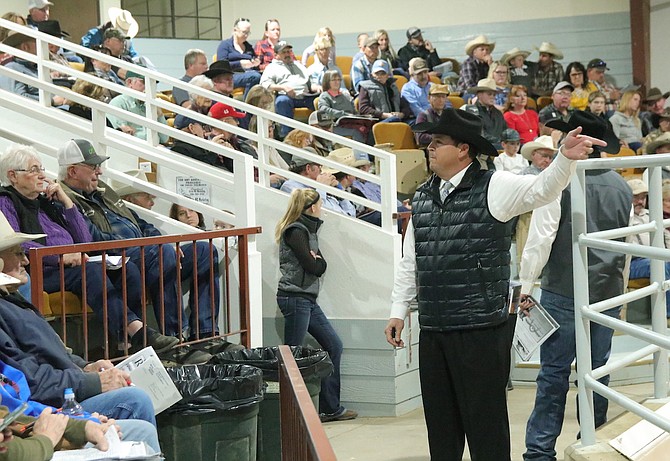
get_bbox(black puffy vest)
[412,162,512,331]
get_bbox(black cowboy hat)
[545,111,620,154]
[412,108,498,157]
[37,20,70,38]
[203,59,242,79]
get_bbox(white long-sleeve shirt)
[390,150,577,320]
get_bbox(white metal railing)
[572,154,670,446]
[0,17,402,233]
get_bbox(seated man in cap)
[208,102,258,161]
[260,41,319,138]
[457,35,495,93]
[415,83,452,146]
[401,58,432,121]
[642,108,670,152]
[538,81,575,135]
[307,111,341,156]
[643,132,670,181]
[0,31,66,106]
[172,114,232,172]
[493,129,528,174]
[640,88,670,136]
[172,49,209,108]
[531,42,564,97]
[81,7,140,61]
[585,58,620,114]
[359,60,411,125]
[350,36,379,91]
[99,28,135,79]
[57,140,215,361]
[26,0,51,28]
[107,71,169,144]
[397,27,442,74]
[462,78,506,149]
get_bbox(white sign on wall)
[176,176,210,204]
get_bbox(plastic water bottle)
[61,388,83,416]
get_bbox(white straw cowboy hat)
[0,212,46,252]
[501,47,531,65]
[535,42,563,60]
[465,35,495,56]
[520,135,558,161]
[108,8,139,39]
[109,169,150,197]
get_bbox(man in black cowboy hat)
[205,59,238,97]
[173,49,209,107]
[384,108,604,461]
[519,111,631,461]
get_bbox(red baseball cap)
[209,102,245,120]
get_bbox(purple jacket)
[0,196,91,266]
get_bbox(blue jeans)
[524,290,620,461]
[232,71,261,99]
[80,387,156,426]
[276,295,343,415]
[275,94,318,137]
[629,257,670,316]
[114,419,161,454]
[180,242,220,338]
[43,262,142,335]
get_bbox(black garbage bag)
[209,346,333,382]
[165,363,263,415]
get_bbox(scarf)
[0,186,68,245]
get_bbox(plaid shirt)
[585,81,619,113]
[254,39,275,71]
[457,56,489,92]
[532,61,564,97]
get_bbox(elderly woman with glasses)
[0,143,177,354]
[216,18,262,98]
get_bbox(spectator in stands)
[275,188,357,423]
[280,150,355,217]
[503,47,534,90]
[82,45,123,100]
[462,78,506,148]
[0,213,161,426]
[36,20,73,79]
[415,84,451,146]
[204,59,236,97]
[401,58,432,121]
[241,84,274,130]
[26,0,50,28]
[352,33,368,64]
[208,101,258,161]
[609,90,643,151]
[564,61,589,110]
[172,49,208,108]
[642,108,670,152]
[458,34,495,93]
[57,140,214,362]
[113,170,156,210]
[80,8,140,61]
[503,85,539,145]
[397,27,442,74]
[374,29,401,73]
[0,143,177,353]
[172,115,232,172]
[520,135,556,176]
[182,75,214,116]
[107,70,169,144]
[260,41,318,138]
[308,111,338,156]
[531,42,564,97]
[585,58,620,113]
[645,133,670,179]
[318,70,367,142]
[586,91,607,120]
[350,36,379,91]
[359,60,410,125]
[348,149,411,212]
[640,87,670,136]
[488,61,510,111]
[169,204,206,229]
[0,12,27,45]
[284,130,315,151]
[0,31,65,106]
[301,27,337,67]
[100,28,133,79]
[254,19,282,71]
[494,129,528,173]
[216,18,262,98]
[626,178,670,319]
[306,37,340,91]
[65,79,120,130]
[538,81,574,134]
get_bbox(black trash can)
[157,364,264,461]
[210,346,333,461]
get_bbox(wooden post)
[630,0,650,90]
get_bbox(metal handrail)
[278,345,337,461]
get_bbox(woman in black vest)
[275,189,357,423]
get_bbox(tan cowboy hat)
[321,147,369,174]
[536,42,563,60]
[646,132,670,154]
[2,30,35,48]
[109,169,150,197]
[0,212,46,253]
[465,35,495,56]
[500,47,531,65]
[108,8,139,39]
[467,78,498,94]
[627,179,648,195]
[520,135,557,161]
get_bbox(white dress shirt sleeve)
[390,219,417,320]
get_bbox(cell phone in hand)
[0,402,28,431]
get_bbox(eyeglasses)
[556,90,572,97]
[76,163,103,171]
[13,166,45,174]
